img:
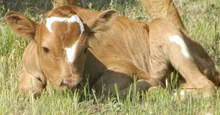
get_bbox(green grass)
[0,0,220,114]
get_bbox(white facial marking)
[169,35,190,58]
[46,15,85,63]
[65,39,79,63]
[46,15,84,37]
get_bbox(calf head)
[5,6,117,91]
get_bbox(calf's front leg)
[18,68,46,98]
[92,70,133,96]
[92,70,154,98]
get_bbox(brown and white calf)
[51,0,187,33]
[5,6,220,98]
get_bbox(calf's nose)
[61,79,80,90]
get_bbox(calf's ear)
[5,11,38,41]
[90,9,117,32]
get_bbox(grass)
[0,0,220,114]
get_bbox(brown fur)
[139,0,187,33]
[5,6,220,98]
[51,0,186,33]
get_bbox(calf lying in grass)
[51,0,187,33]
[5,6,220,99]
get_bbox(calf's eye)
[42,47,49,53]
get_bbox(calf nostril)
[60,79,79,90]
[60,80,65,86]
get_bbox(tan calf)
[51,0,186,33]
[5,6,219,98]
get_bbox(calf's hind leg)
[168,35,216,98]
[191,42,220,86]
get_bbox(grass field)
[0,0,220,114]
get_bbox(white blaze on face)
[46,15,85,63]
[169,35,190,58]
[46,15,84,37]
[65,39,79,63]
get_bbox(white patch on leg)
[46,15,84,37]
[169,35,190,58]
[65,39,79,63]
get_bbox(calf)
[5,6,220,98]
[51,0,187,33]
